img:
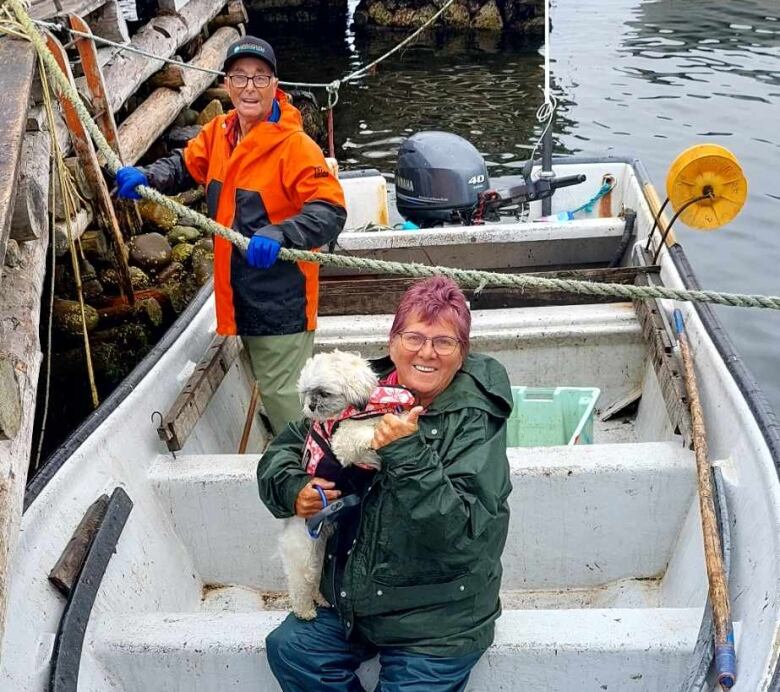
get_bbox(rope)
[340,0,457,83]
[31,0,457,95]
[31,17,225,76]
[0,9,100,463]
[568,176,616,216]
[7,0,780,312]
[32,16,341,89]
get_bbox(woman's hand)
[372,406,424,450]
[295,478,341,519]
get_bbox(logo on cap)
[235,43,265,55]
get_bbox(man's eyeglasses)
[397,331,461,356]
[227,74,273,89]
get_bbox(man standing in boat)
[115,37,347,436]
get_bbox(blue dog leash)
[307,486,329,539]
[306,487,361,540]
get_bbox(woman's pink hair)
[389,276,471,353]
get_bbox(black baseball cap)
[224,36,277,75]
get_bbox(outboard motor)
[395,132,490,227]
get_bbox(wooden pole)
[238,383,259,454]
[68,14,143,240]
[674,309,736,690]
[45,32,135,305]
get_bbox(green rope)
[7,0,780,312]
[568,178,615,216]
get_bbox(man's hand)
[247,233,281,269]
[371,406,424,450]
[295,478,341,519]
[115,166,149,200]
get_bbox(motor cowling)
[395,131,490,227]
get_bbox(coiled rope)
[5,0,780,312]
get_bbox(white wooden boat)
[1,157,778,691]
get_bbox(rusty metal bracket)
[44,31,135,305]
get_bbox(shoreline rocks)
[353,0,544,33]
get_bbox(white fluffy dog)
[280,350,381,620]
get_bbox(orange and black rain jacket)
[142,91,346,336]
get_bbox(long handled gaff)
[674,309,736,690]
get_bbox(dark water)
[250,0,780,415]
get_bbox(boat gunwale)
[24,281,214,510]
[24,155,780,521]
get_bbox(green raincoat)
[257,352,513,656]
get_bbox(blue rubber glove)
[115,166,148,200]
[246,233,281,269]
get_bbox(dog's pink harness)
[303,377,417,477]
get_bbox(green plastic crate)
[506,386,601,447]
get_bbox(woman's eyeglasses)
[227,74,273,89]
[398,331,460,356]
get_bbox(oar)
[674,309,736,689]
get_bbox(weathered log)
[10,132,51,243]
[212,0,248,28]
[157,0,191,11]
[98,0,228,114]
[0,359,21,442]
[29,0,105,21]
[84,0,129,44]
[54,208,93,256]
[48,494,110,597]
[148,62,186,90]
[0,38,35,275]
[26,103,71,158]
[79,229,110,260]
[0,223,49,654]
[118,27,239,164]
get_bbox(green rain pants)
[242,330,315,436]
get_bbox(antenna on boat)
[539,0,555,217]
[646,144,748,262]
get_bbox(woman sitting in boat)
[257,276,513,691]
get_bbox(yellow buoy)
[665,144,748,230]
